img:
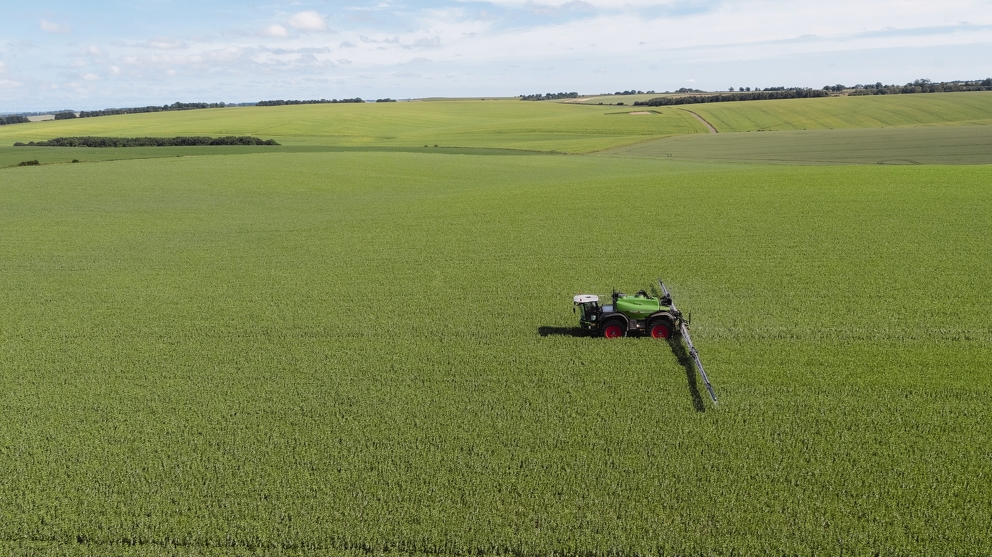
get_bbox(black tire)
[602,320,626,339]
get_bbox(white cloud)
[0,61,7,74]
[6,0,992,108]
[411,36,442,48]
[287,11,328,32]
[262,24,288,37]
[142,38,186,49]
[81,72,99,81]
[0,79,23,89]
[40,20,71,34]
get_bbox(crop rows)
[1,152,990,554]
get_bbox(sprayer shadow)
[537,326,588,337]
[668,337,706,412]
[537,326,706,412]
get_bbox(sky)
[1,0,991,112]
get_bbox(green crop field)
[687,91,992,132]
[600,125,992,165]
[1,94,990,555]
[0,100,705,157]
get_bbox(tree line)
[634,88,829,107]
[79,102,229,118]
[257,98,364,106]
[14,136,280,148]
[840,78,992,95]
[519,92,578,101]
[0,115,30,126]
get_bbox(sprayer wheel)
[602,321,625,339]
[649,320,673,339]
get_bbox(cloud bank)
[1,0,990,111]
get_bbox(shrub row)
[0,115,30,125]
[519,92,579,101]
[257,98,364,106]
[847,79,992,95]
[634,89,829,107]
[14,136,280,147]
[79,102,228,118]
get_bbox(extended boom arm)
[658,279,717,404]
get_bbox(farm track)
[679,108,718,133]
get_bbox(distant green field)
[688,91,992,132]
[2,151,990,554]
[0,100,706,155]
[0,144,547,168]
[600,125,992,165]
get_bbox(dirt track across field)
[680,108,717,133]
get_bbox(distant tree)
[634,88,829,107]
[0,115,30,125]
[54,111,77,120]
[519,92,578,101]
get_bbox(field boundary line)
[583,134,688,155]
[678,108,718,133]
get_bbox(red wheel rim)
[650,323,671,339]
[604,324,623,338]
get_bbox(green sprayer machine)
[573,279,717,403]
